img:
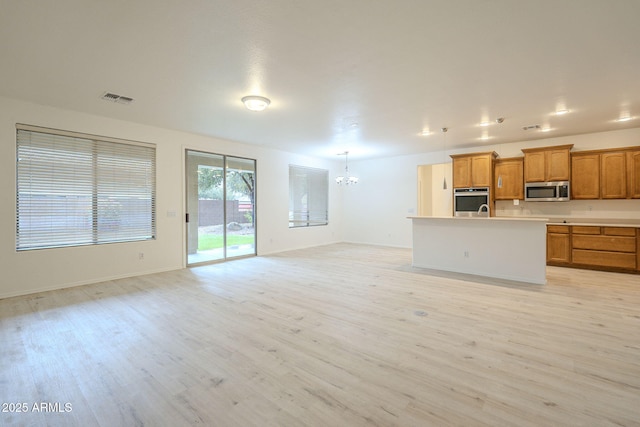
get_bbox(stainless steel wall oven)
[454,187,490,217]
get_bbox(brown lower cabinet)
[547,225,639,273]
[546,225,570,264]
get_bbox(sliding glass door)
[186,150,256,265]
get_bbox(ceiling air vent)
[101,92,135,105]
[522,124,540,131]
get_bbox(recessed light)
[555,109,569,115]
[541,126,552,132]
[479,121,491,127]
[616,116,633,122]
[420,129,432,136]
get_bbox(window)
[16,124,156,250]
[289,165,328,227]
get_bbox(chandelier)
[335,151,358,185]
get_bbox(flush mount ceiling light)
[241,95,270,112]
[554,109,569,116]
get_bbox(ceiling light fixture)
[241,95,271,112]
[336,151,358,185]
[555,109,569,116]
[616,115,633,122]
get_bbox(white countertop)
[408,216,548,222]
[545,221,640,228]
[408,216,640,227]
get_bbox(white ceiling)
[1,0,639,160]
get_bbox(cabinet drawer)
[572,249,636,269]
[572,235,636,252]
[572,226,600,235]
[547,225,569,234]
[603,227,637,236]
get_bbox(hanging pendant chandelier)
[336,151,358,185]
[441,127,448,190]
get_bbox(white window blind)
[289,165,328,228]
[16,125,156,250]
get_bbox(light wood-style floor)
[2,243,640,426]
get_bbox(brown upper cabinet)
[601,151,627,199]
[522,144,573,183]
[571,152,600,199]
[494,157,524,200]
[571,147,640,200]
[450,151,497,188]
[627,150,640,198]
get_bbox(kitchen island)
[408,216,548,284]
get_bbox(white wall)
[0,96,343,299]
[342,152,445,247]
[344,127,640,248]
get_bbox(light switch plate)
[513,199,520,206]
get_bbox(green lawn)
[198,234,255,251]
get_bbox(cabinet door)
[601,151,627,199]
[571,153,600,199]
[470,154,492,187]
[547,233,570,263]
[545,148,571,181]
[452,157,471,188]
[524,151,545,182]
[494,158,523,200]
[637,229,640,271]
[628,151,640,198]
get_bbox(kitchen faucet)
[477,204,490,216]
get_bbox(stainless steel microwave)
[454,187,490,216]
[524,181,570,201]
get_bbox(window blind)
[288,165,328,227]
[16,125,156,250]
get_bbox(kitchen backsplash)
[495,199,640,220]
